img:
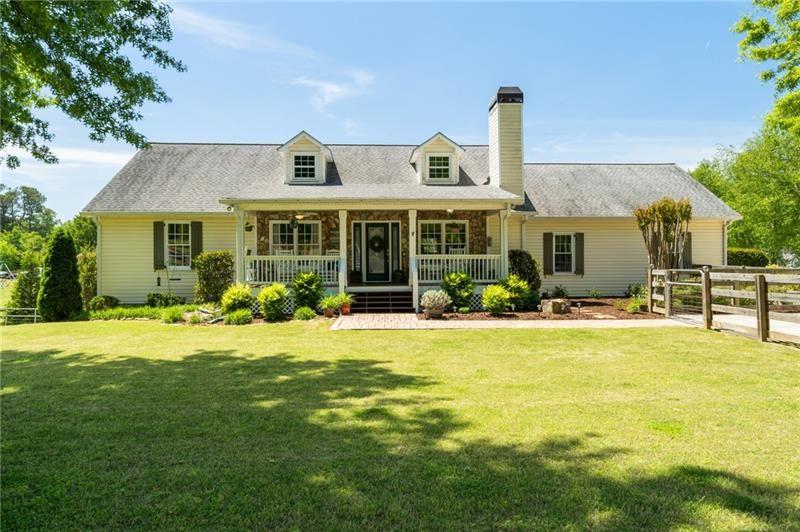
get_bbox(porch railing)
[416,254,501,283]
[245,255,340,285]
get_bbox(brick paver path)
[331,314,688,331]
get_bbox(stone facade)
[254,211,339,255]
[417,210,488,254]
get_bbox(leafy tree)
[9,269,40,310]
[0,0,185,169]
[633,198,692,269]
[692,127,800,261]
[37,228,82,321]
[77,251,97,309]
[0,227,47,268]
[61,215,97,252]
[734,0,800,136]
[0,185,57,235]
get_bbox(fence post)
[754,274,769,342]
[664,270,672,317]
[646,265,654,313]
[701,266,712,329]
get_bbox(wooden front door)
[365,223,390,282]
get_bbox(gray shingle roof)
[519,163,739,219]
[83,143,516,213]
[83,144,738,219]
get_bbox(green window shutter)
[153,221,165,270]
[543,232,553,275]
[574,233,584,275]
[190,221,203,267]
[683,232,692,268]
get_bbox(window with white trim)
[418,221,468,254]
[427,155,450,180]
[270,221,321,255]
[166,222,191,269]
[293,154,316,180]
[554,234,574,273]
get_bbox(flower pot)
[323,308,335,318]
[425,308,444,319]
[340,303,351,315]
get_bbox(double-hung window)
[166,222,191,269]
[270,221,321,255]
[293,154,316,181]
[427,155,450,180]
[553,233,574,274]
[418,221,468,254]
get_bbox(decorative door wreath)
[368,234,385,253]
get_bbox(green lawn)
[2,321,798,529]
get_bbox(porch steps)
[350,291,415,313]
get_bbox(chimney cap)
[490,86,523,109]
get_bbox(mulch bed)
[418,298,661,321]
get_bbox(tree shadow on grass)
[1,348,798,530]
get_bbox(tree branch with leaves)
[0,0,185,168]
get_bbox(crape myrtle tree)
[37,227,82,321]
[0,0,185,169]
[634,198,693,270]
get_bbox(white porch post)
[235,208,245,283]
[500,207,510,277]
[338,210,347,293]
[409,209,418,311]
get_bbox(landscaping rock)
[542,299,571,314]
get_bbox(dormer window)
[293,154,316,181]
[428,155,450,180]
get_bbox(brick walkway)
[331,314,688,331]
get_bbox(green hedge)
[194,250,234,303]
[727,248,769,267]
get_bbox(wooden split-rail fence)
[647,266,800,343]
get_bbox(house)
[82,86,738,311]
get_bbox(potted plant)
[337,292,355,315]
[420,290,452,319]
[320,295,339,318]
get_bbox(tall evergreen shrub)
[37,228,82,321]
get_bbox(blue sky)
[1,1,773,220]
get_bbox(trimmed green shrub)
[145,292,186,307]
[441,272,473,308]
[500,274,535,311]
[727,248,769,267]
[551,285,569,299]
[293,306,316,320]
[77,251,96,309]
[161,306,185,324]
[88,295,120,311]
[258,283,287,321]
[458,306,471,314]
[37,228,82,321]
[509,249,542,292]
[224,308,253,325]
[193,250,234,303]
[482,285,511,315]
[626,296,647,314]
[626,283,646,298]
[220,283,255,314]
[588,288,602,299]
[292,271,324,310]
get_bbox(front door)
[365,223,390,282]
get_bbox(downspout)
[92,215,102,296]
[722,220,729,266]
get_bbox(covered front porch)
[231,206,512,310]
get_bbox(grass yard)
[2,321,799,529]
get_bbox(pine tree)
[37,228,82,321]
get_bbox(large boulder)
[542,298,571,314]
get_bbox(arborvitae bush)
[37,228,82,321]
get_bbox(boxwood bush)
[193,250,234,303]
[220,283,255,314]
[292,272,324,310]
[145,292,186,307]
[500,274,536,311]
[258,283,288,321]
[293,306,317,320]
[88,295,120,311]
[727,248,770,267]
[441,272,473,309]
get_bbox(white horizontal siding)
[99,215,237,304]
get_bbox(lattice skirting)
[419,286,487,311]
[250,296,296,316]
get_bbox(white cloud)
[293,69,375,112]
[170,5,316,58]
